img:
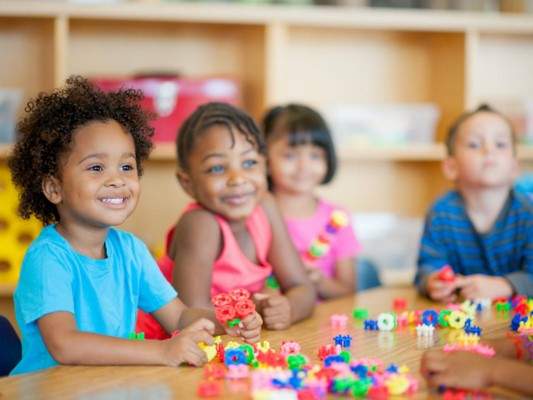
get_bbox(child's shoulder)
[25,225,69,258]
[511,190,533,215]
[430,190,463,213]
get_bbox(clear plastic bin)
[0,89,22,144]
[322,103,440,147]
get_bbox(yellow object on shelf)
[0,165,42,286]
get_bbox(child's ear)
[442,157,458,181]
[42,176,62,204]
[176,169,194,198]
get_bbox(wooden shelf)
[2,1,533,33]
[4,142,533,162]
[0,283,16,297]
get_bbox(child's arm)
[311,257,356,299]
[170,210,262,342]
[416,211,459,302]
[38,311,214,367]
[421,349,533,395]
[458,274,513,299]
[259,194,316,329]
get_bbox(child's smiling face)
[178,124,267,222]
[267,135,327,196]
[45,119,140,230]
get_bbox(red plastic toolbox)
[93,76,241,143]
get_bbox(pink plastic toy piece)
[226,364,250,379]
[443,344,495,357]
[280,340,301,356]
[330,314,348,329]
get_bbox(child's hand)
[225,311,262,343]
[161,318,215,367]
[459,274,513,299]
[253,293,291,330]
[305,265,323,284]
[426,271,460,303]
[421,349,494,390]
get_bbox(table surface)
[0,287,518,399]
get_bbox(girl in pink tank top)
[136,103,315,339]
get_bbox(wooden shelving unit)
[1,0,533,249]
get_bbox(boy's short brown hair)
[445,103,516,156]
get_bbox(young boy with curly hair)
[415,104,533,302]
[8,76,261,375]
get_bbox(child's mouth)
[223,193,253,206]
[100,197,128,208]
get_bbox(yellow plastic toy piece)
[385,375,410,395]
[224,341,241,350]
[198,342,217,362]
[447,310,467,329]
[256,340,270,353]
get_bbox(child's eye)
[467,141,480,149]
[283,152,296,160]
[88,165,103,172]
[243,159,257,169]
[207,165,225,174]
[496,141,510,149]
[310,152,323,160]
[121,163,135,172]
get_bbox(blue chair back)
[0,315,21,376]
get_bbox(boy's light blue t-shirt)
[11,225,177,375]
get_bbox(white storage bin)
[323,103,440,147]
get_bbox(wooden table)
[0,287,517,399]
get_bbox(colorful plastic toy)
[212,288,255,328]
[437,264,455,282]
[377,312,396,331]
[304,210,349,263]
[330,314,348,329]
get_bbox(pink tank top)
[136,203,273,339]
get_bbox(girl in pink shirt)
[137,103,315,339]
[264,104,361,299]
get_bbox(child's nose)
[227,169,245,186]
[105,173,126,187]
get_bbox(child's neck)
[458,184,511,234]
[56,222,108,259]
[274,191,318,219]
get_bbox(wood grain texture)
[0,287,519,399]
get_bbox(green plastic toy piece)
[438,309,451,327]
[496,302,511,312]
[239,343,255,364]
[339,350,351,363]
[333,377,354,393]
[265,274,280,289]
[352,308,369,320]
[128,332,145,341]
[287,354,306,370]
[227,318,241,328]
[352,378,370,397]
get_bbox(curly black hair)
[8,75,154,225]
[176,102,266,171]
